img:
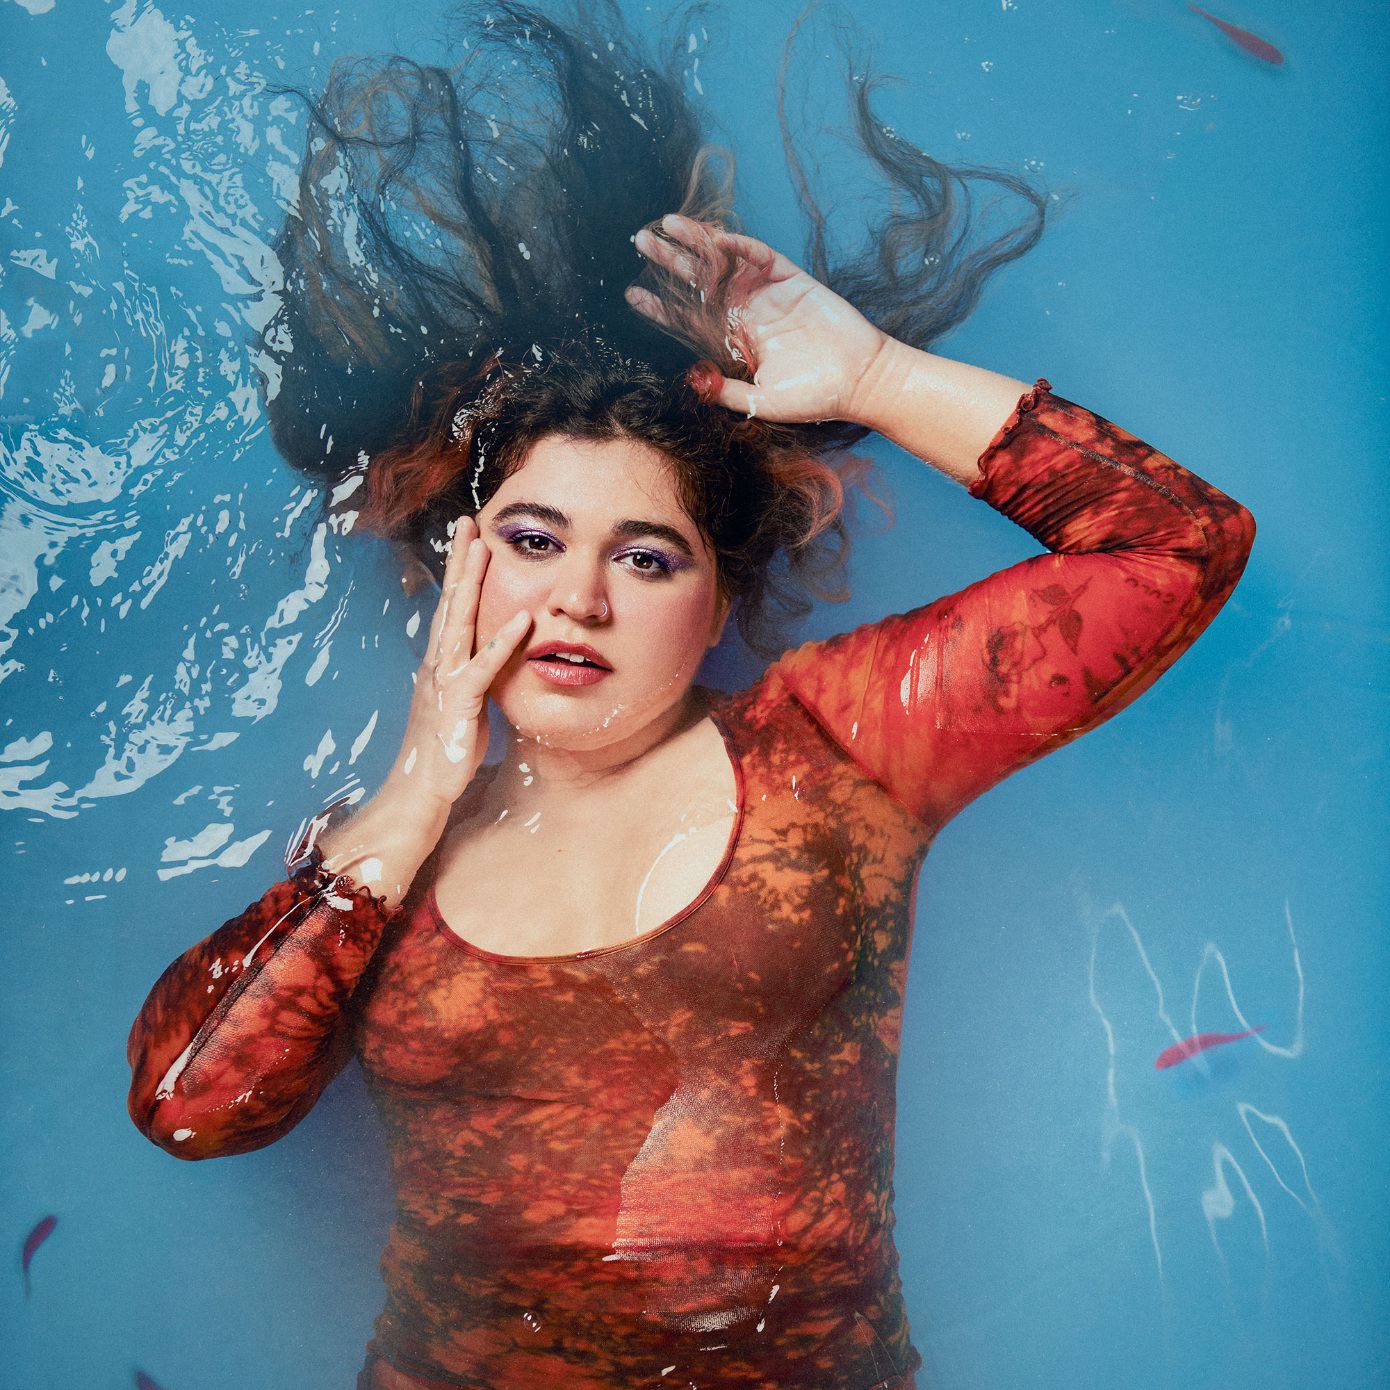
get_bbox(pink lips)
[525,641,612,688]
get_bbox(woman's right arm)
[128,518,531,1159]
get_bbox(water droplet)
[522,1311,542,1332]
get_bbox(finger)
[661,217,797,284]
[710,376,766,419]
[634,223,706,285]
[658,213,724,251]
[458,537,489,658]
[710,228,801,280]
[624,284,678,332]
[424,516,476,661]
[687,360,725,402]
[449,608,531,689]
[437,532,488,666]
[681,360,766,417]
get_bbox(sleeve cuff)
[970,378,1053,496]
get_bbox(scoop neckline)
[426,696,745,964]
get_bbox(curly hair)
[262,0,1047,652]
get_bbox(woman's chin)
[492,687,634,751]
[492,677,700,757]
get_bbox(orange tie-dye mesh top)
[128,387,1254,1390]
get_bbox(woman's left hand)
[627,214,890,426]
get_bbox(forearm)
[318,519,532,908]
[130,760,456,1157]
[847,339,1030,485]
[316,767,453,909]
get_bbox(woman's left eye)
[617,549,672,577]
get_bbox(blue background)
[2,1,1385,1387]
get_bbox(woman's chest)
[431,725,740,957]
[354,750,928,1097]
[431,805,737,958]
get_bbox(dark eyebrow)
[611,518,697,560]
[489,503,697,561]
[491,502,569,530]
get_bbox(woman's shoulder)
[699,609,901,738]
[740,605,940,727]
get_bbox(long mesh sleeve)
[128,868,395,1159]
[774,383,1256,828]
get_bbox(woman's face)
[473,433,730,755]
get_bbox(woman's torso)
[122,388,1253,1389]
[351,677,931,1388]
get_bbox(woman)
[127,7,1253,1388]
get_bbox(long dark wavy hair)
[263,1,1047,653]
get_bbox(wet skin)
[432,434,739,958]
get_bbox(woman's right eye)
[509,531,558,556]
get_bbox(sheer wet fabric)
[128,387,1254,1389]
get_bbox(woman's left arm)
[772,383,1255,824]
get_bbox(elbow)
[129,1089,232,1161]
[1229,500,1257,570]
[126,1013,282,1160]
[1198,496,1257,600]
[128,1061,324,1161]
[127,1036,228,1160]
[128,1082,282,1162]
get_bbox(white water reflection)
[0,3,391,842]
[1086,898,1326,1286]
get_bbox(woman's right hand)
[318,517,531,905]
[392,515,532,810]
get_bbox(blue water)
[2,2,1386,1387]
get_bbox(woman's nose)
[545,557,610,624]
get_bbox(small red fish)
[20,1214,56,1297]
[135,1371,166,1390]
[1155,1024,1267,1069]
[1189,6,1285,65]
